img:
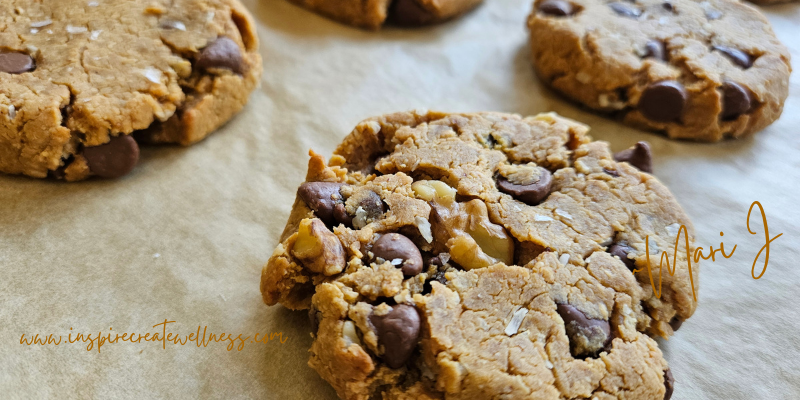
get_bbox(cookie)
[261,110,699,384]
[0,0,262,181]
[309,261,674,399]
[287,0,484,30]
[527,0,791,141]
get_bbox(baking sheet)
[2,0,799,398]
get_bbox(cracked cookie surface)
[287,0,484,30]
[260,111,695,398]
[527,0,791,141]
[0,0,262,180]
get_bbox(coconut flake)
[534,215,553,222]
[545,360,554,369]
[648,237,659,254]
[161,20,186,31]
[143,67,162,84]
[391,258,403,266]
[8,105,16,119]
[66,25,88,34]
[30,19,52,28]
[505,308,529,336]
[665,223,681,237]
[559,253,570,265]
[342,321,360,346]
[88,1,100,6]
[415,216,433,243]
[555,209,573,220]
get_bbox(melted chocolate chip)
[0,52,35,74]
[721,81,753,120]
[373,233,423,277]
[609,2,641,18]
[197,37,246,74]
[639,81,687,123]
[83,135,140,179]
[712,46,752,69]
[608,243,636,270]
[644,40,667,61]
[538,0,574,16]
[370,305,421,368]
[556,303,612,357]
[662,2,675,11]
[297,182,346,226]
[387,0,437,26]
[614,141,653,173]
[496,168,553,206]
[664,368,675,400]
[669,317,684,332]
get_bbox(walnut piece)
[291,218,346,276]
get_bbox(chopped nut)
[505,307,529,336]
[342,321,361,346]
[412,180,456,206]
[291,218,346,276]
[497,163,544,186]
[448,200,515,270]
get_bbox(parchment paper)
[2,0,799,398]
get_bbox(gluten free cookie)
[288,0,484,30]
[528,0,791,141]
[260,111,696,398]
[0,0,262,181]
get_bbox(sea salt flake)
[648,237,659,254]
[505,308,528,336]
[8,105,16,119]
[88,1,100,6]
[534,215,553,222]
[559,253,570,265]
[30,28,39,34]
[391,258,403,266]
[153,253,160,258]
[545,360,554,369]
[90,30,102,40]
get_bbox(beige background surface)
[1,0,798,398]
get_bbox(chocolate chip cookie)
[260,111,696,398]
[0,0,262,181]
[527,0,791,141]
[287,0,484,30]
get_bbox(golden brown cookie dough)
[527,0,791,141]
[287,0,484,30]
[260,111,697,398]
[0,0,262,181]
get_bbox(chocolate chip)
[373,233,423,277]
[356,191,386,225]
[196,37,245,75]
[613,141,653,173]
[609,2,641,18]
[662,2,675,11]
[0,52,35,74]
[721,81,752,120]
[644,40,667,61]
[669,317,683,331]
[603,168,620,177]
[497,168,553,206]
[556,303,612,357]
[712,46,752,69]
[83,135,140,179]
[638,81,687,123]
[664,368,675,400]
[370,305,421,368]
[387,0,436,26]
[298,182,346,226]
[538,0,574,16]
[608,243,636,270]
[333,203,353,227]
